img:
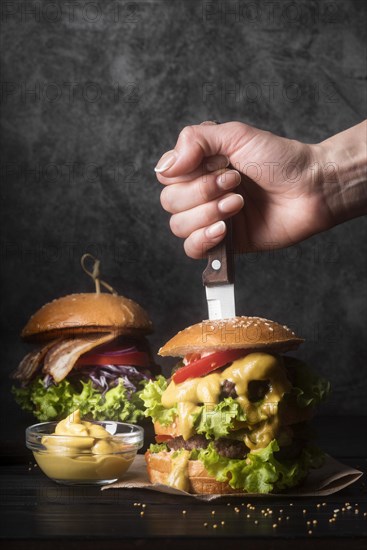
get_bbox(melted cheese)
[167,450,190,491]
[162,353,292,446]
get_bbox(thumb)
[154,121,255,177]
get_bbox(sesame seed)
[254,520,258,525]
[308,530,313,535]
[272,523,277,528]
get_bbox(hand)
[155,121,367,258]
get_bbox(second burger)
[13,292,159,423]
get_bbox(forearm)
[315,121,367,225]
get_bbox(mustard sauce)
[34,410,135,482]
[166,450,190,492]
[162,353,292,447]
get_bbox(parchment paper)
[102,454,363,501]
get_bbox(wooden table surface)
[1,416,366,549]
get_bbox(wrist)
[314,121,367,225]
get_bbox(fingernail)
[218,193,244,213]
[206,156,229,172]
[216,170,241,190]
[205,220,226,239]
[154,150,177,173]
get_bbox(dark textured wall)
[1,0,366,439]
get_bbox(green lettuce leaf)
[12,378,147,423]
[192,397,247,439]
[284,357,331,408]
[13,378,76,420]
[93,380,146,423]
[149,442,169,453]
[140,375,177,426]
[193,440,325,493]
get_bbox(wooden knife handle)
[202,218,235,285]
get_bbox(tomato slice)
[155,435,173,443]
[76,351,150,368]
[172,349,249,384]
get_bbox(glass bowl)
[26,420,144,485]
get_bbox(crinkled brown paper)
[102,455,363,501]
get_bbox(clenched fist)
[155,120,367,258]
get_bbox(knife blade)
[202,218,236,320]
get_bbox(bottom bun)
[145,450,242,495]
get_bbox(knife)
[202,218,236,320]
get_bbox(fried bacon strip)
[12,340,60,383]
[13,333,115,384]
[43,333,115,383]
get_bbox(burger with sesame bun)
[141,316,330,494]
[12,292,160,423]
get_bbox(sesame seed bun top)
[159,316,303,357]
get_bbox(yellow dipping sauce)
[34,410,136,482]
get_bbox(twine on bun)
[81,253,117,295]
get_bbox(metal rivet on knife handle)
[202,218,235,286]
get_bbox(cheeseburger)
[141,316,330,494]
[13,292,159,423]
